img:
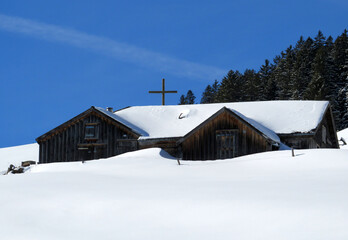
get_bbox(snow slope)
[0,143,38,173]
[338,128,348,149]
[1,145,348,240]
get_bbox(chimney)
[106,107,113,112]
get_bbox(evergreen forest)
[182,30,348,130]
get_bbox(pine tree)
[187,29,348,129]
[333,30,348,129]
[185,90,196,104]
[305,31,328,100]
[215,70,244,102]
[273,47,295,99]
[340,83,348,129]
[305,47,328,100]
[313,30,326,52]
[179,91,196,104]
[243,69,260,101]
[291,37,314,99]
[200,80,219,104]
[178,95,187,105]
[258,59,273,100]
[340,48,348,129]
[324,36,340,124]
[265,56,281,100]
[201,85,214,104]
[211,80,219,102]
[265,76,278,100]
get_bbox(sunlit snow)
[1,144,348,239]
[102,101,328,140]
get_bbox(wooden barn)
[36,100,339,163]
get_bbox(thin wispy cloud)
[0,14,227,80]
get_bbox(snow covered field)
[1,145,348,239]
[0,143,38,174]
[338,128,348,149]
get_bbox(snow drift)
[1,144,348,240]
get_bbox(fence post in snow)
[292,147,295,157]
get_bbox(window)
[85,123,99,139]
[322,125,327,144]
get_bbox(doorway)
[216,130,238,159]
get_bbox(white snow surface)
[107,101,328,140]
[0,143,38,173]
[337,128,348,149]
[2,144,348,239]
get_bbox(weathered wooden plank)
[39,143,43,163]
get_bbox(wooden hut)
[36,101,339,163]
[36,107,140,163]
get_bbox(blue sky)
[1,0,347,147]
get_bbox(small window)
[85,123,99,139]
[322,125,327,144]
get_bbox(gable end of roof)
[36,106,141,143]
[177,107,280,145]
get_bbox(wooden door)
[78,145,106,161]
[216,130,238,159]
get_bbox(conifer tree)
[333,30,348,129]
[201,85,214,104]
[305,47,328,100]
[215,70,244,102]
[265,76,278,100]
[178,95,187,105]
[201,80,219,104]
[258,59,273,100]
[243,69,260,101]
[324,36,340,123]
[179,91,196,104]
[194,29,348,130]
[211,80,219,102]
[313,30,326,52]
[340,49,348,129]
[185,90,196,104]
[273,47,295,99]
[291,36,308,99]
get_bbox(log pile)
[3,161,36,175]
[6,164,24,174]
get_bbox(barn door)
[78,145,106,161]
[79,146,94,161]
[216,130,238,159]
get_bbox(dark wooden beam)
[149,78,177,105]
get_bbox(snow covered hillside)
[338,128,348,149]
[0,143,38,173]
[1,145,348,239]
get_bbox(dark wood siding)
[181,111,272,160]
[279,135,317,149]
[314,107,338,148]
[38,110,138,163]
[279,106,339,149]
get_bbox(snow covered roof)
[95,107,147,136]
[98,101,329,142]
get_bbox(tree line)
[179,30,348,130]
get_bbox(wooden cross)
[149,78,177,105]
